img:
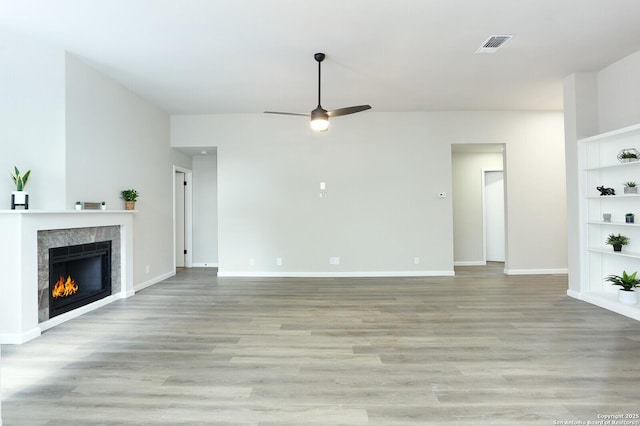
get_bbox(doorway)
[451,143,506,270]
[174,166,193,270]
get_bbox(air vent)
[475,35,513,53]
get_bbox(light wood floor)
[2,264,640,425]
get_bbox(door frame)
[173,165,193,270]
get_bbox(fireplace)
[48,241,112,318]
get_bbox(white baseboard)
[0,327,41,345]
[135,270,175,292]
[217,270,455,278]
[191,263,219,268]
[504,268,568,275]
[567,289,581,299]
[454,261,486,266]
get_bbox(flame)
[52,276,78,299]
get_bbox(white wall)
[598,49,640,132]
[452,151,503,265]
[192,154,218,266]
[563,73,599,292]
[172,110,566,276]
[65,54,191,287]
[0,30,66,209]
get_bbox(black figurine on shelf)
[597,186,616,196]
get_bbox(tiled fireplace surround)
[37,226,122,323]
[0,211,135,344]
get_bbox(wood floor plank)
[2,264,640,425]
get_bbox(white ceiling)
[3,0,640,114]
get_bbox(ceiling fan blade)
[327,105,372,117]
[264,111,309,117]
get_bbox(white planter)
[12,191,27,204]
[618,289,638,305]
[75,204,82,211]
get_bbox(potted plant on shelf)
[624,182,638,194]
[75,201,82,211]
[606,233,629,252]
[121,189,139,210]
[101,201,106,210]
[10,166,31,209]
[618,148,640,163]
[605,270,640,304]
[626,213,635,223]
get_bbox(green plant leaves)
[11,166,31,191]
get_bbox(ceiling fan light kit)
[310,107,329,132]
[265,52,371,132]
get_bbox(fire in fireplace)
[52,276,79,299]
[49,241,112,318]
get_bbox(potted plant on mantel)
[605,270,640,304]
[121,189,139,210]
[606,233,629,252]
[10,166,31,209]
[626,212,635,223]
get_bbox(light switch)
[320,181,326,190]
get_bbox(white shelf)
[588,248,640,259]
[585,161,640,171]
[587,221,640,226]
[586,194,640,199]
[0,209,136,214]
[578,122,640,321]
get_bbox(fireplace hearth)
[49,241,112,318]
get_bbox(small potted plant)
[606,233,629,252]
[624,182,638,194]
[101,201,106,211]
[626,213,635,223]
[618,149,640,163]
[121,189,139,210]
[10,166,31,209]
[75,201,82,211]
[605,270,640,304]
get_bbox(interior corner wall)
[598,49,640,133]
[192,154,218,266]
[172,110,566,276]
[452,151,503,265]
[65,54,191,288]
[563,72,598,292]
[0,30,66,209]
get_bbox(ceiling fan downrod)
[315,52,325,108]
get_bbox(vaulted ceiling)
[2,0,640,114]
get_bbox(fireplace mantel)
[0,210,135,344]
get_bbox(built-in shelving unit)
[574,123,640,320]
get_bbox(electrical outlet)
[276,257,283,266]
[249,258,255,266]
[414,257,420,265]
[329,257,340,265]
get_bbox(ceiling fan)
[265,53,371,132]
